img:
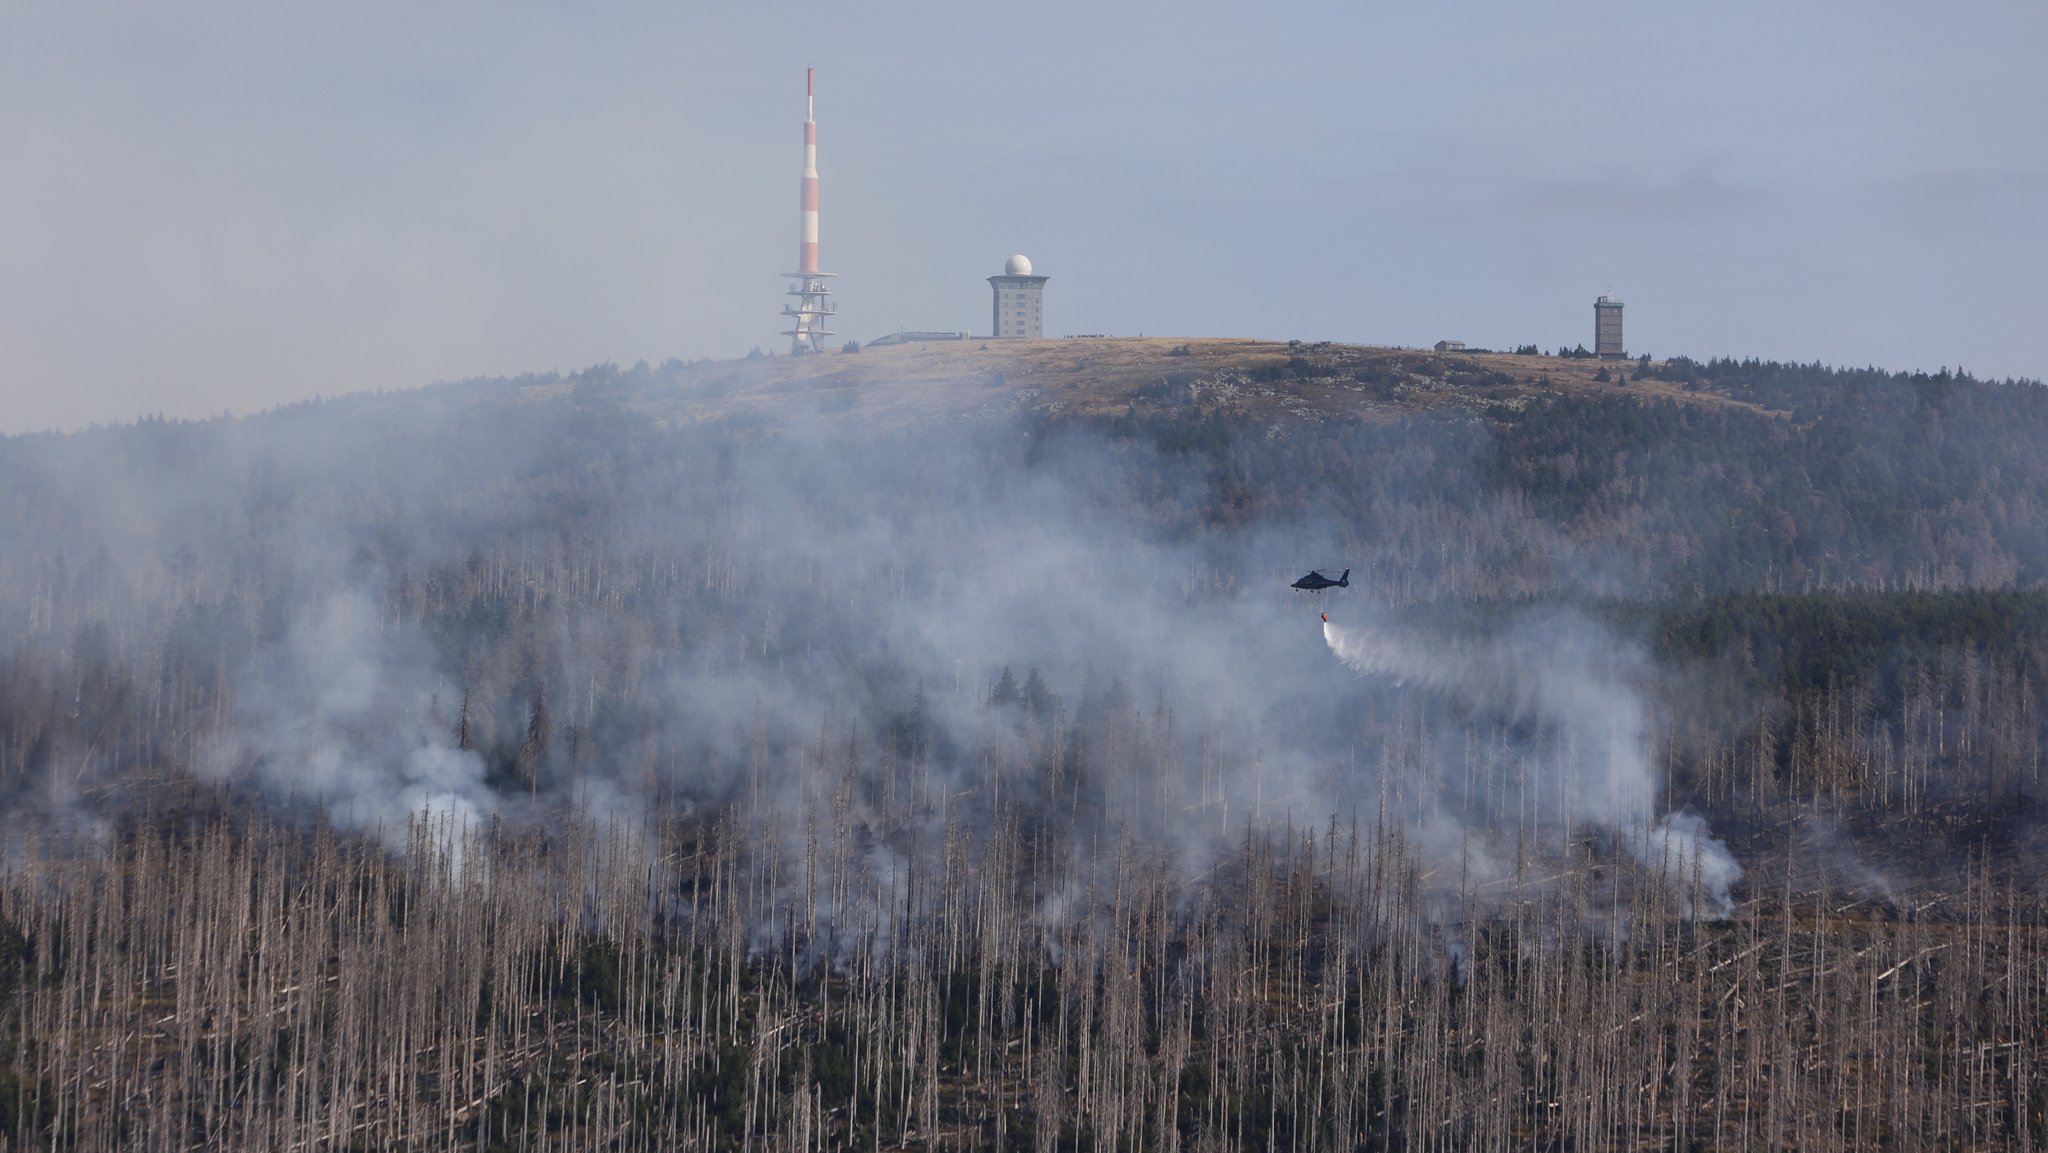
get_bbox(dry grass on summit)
[505,337,1772,434]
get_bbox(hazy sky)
[2,1,2042,432]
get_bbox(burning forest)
[1,351,2047,1149]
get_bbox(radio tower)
[781,68,835,354]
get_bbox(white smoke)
[1633,812,1743,919]
[201,592,495,848]
[1324,616,1741,917]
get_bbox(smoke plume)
[1324,615,1742,916]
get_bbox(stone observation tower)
[1594,294,1625,359]
[988,254,1048,339]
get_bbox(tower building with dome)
[988,254,1048,339]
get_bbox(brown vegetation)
[506,339,1764,436]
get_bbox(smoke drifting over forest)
[5,352,2048,1148]
[6,354,2048,902]
[1323,616,1741,916]
[0,364,1762,927]
[203,590,496,837]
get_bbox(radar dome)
[1004,254,1033,276]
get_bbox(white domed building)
[988,254,1049,339]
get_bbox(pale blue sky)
[2,1,2042,430]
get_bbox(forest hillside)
[0,341,2045,1149]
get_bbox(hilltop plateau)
[471,337,1761,434]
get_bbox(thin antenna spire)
[782,68,835,353]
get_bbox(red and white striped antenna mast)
[781,67,836,354]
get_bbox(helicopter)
[1290,568,1350,591]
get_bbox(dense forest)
[0,351,2046,1149]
